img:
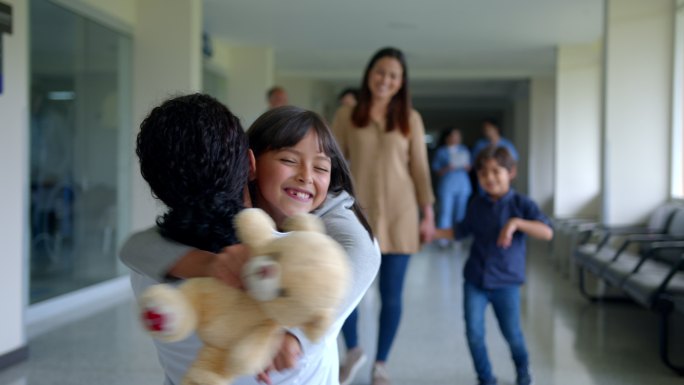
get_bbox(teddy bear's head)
[236,208,350,342]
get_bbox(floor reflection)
[1,240,683,385]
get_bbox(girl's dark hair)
[136,93,249,252]
[248,106,373,238]
[352,47,411,136]
[474,146,516,172]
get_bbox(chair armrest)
[624,234,681,243]
[598,224,653,235]
[629,241,684,276]
[653,252,684,301]
[646,240,684,251]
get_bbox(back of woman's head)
[136,93,249,251]
[248,106,373,237]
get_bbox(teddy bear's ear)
[301,311,332,343]
[282,213,325,233]
[235,208,276,248]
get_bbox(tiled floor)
[1,241,683,385]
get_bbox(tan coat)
[332,105,435,254]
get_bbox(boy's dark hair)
[474,146,516,172]
[247,106,373,238]
[136,93,249,252]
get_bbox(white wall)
[511,82,530,196]
[0,0,28,359]
[602,0,674,225]
[554,43,602,218]
[672,1,684,198]
[528,76,556,213]
[276,76,337,119]
[225,46,274,128]
[130,0,202,232]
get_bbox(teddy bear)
[137,208,350,385]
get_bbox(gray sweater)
[119,191,380,385]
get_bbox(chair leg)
[577,266,632,303]
[578,266,600,302]
[658,301,684,376]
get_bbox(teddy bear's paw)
[183,368,230,385]
[139,284,197,342]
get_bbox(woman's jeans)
[463,282,529,384]
[341,253,410,362]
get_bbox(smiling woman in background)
[332,47,436,385]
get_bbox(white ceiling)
[203,0,604,84]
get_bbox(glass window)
[29,0,132,303]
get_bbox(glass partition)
[29,0,132,303]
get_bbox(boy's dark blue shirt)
[455,189,551,289]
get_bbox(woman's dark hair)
[248,106,373,238]
[352,47,411,136]
[136,93,249,252]
[437,126,460,147]
[474,146,516,172]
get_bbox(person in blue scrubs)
[471,119,518,161]
[431,127,471,246]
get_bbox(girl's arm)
[497,218,554,248]
[119,228,194,281]
[169,245,248,288]
[119,228,248,287]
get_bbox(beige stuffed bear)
[138,208,350,385]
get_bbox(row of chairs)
[551,202,684,375]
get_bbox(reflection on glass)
[29,0,131,304]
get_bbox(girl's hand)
[497,218,519,249]
[210,244,250,289]
[255,333,302,384]
[272,333,302,371]
[256,365,273,385]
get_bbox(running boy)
[436,146,553,385]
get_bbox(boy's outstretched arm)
[434,228,455,240]
[498,218,554,248]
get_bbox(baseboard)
[0,346,29,371]
[26,275,133,339]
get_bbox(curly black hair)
[136,93,249,252]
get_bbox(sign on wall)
[0,1,12,94]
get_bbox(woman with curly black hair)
[135,93,250,253]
